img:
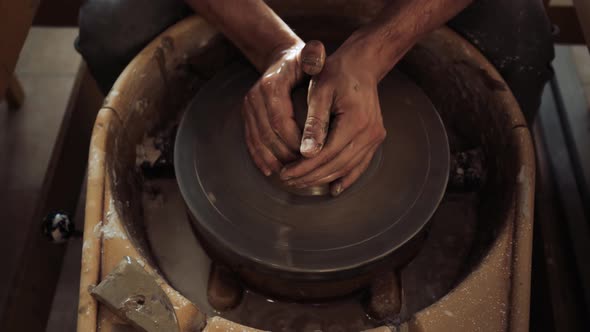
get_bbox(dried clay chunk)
[449,147,486,191]
[91,256,180,332]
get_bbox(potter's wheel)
[175,63,449,280]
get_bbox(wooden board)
[0,0,39,94]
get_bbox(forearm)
[185,0,302,72]
[342,0,472,80]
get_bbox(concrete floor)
[0,27,81,331]
[45,185,84,332]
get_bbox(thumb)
[300,40,326,76]
[301,84,331,158]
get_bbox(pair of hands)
[241,40,387,196]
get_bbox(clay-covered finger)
[297,142,372,188]
[331,145,378,196]
[260,85,301,156]
[247,90,296,162]
[287,139,372,187]
[244,119,271,176]
[267,92,301,152]
[300,82,333,157]
[282,113,359,180]
[243,102,283,174]
[301,40,326,76]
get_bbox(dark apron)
[76,0,554,121]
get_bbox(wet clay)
[91,257,180,332]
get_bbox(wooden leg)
[6,74,25,110]
[0,64,104,332]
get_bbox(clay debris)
[136,123,178,178]
[204,316,266,332]
[449,147,486,191]
[91,257,180,332]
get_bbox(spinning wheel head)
[175,63,449,281]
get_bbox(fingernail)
[300,138,317,154]
[264,169,272,177]
[331,182,343,196]
[286,180,295,186]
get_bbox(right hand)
[241,40,326,176]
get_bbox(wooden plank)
[0,64,103,331]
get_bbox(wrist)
[338,25,416,81]
[263,37,305,71]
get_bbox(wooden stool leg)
[6,74,25,110]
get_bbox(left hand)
[279,41,387,196]
[240,40,326,176]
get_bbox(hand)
[241,41,326,176]
[279,41,387,196]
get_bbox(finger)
[287,139,373,187]
[247,90,296,162]
[300,40,326,76]
[331,145,378,196]
[300,83,333,157]
[297,141,375,188]
[243,119,271,176]
[259,85,301,154]
[283,113,359,180]
[242,101,283,174]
